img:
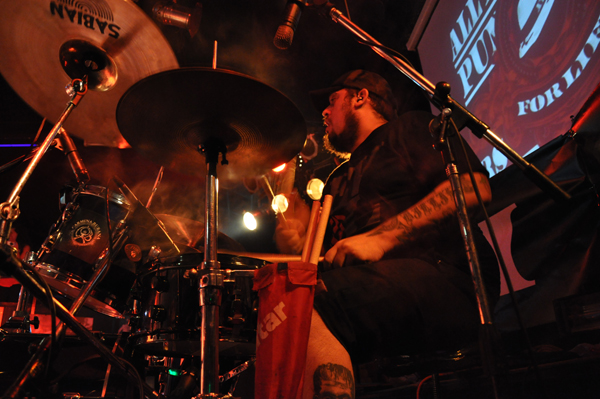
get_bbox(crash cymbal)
[112,176,180,256]
[155,213,245,251]
[116,67,307,182]
[0,0,178,147]
[155,214,205,248]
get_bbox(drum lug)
[61,202,79,222]
[150,305,166,322]
[228,297,245,325]
[151,275,170,292]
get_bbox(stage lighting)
[306,178,324,200]
[243,211,258,231]
[271,194,289,214]
[273,163,286,172]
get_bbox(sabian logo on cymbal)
[50,0,121,39]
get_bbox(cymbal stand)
[0,77,88,246]
[0,78,88,335]
[0,244,159,399]
[197,138,228,397]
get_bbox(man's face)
[314,379,353,399]
[322,89,359,155]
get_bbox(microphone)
[273,0,305,50]
[57,128,90,185]
[429,108,453,136]
[153,1,202,38]
[429,108,453,150]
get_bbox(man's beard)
[323,110,359,160]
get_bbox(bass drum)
[131,253,268,357]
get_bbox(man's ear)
[355,88,369,107]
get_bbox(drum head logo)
[70,219,102,246]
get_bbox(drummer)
[275,70,500,398]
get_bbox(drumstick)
[309,195,333,265]
[301,200,322,263]
[212,250,323,264]
[260,175,289,229]
[146,166,164,208]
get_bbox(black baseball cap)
[309,69,398,120]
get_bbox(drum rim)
[78,185,130,207]
[34,263,125,319]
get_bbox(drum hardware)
[0,77,88,246]
[2,194,139,397]
[1,285,39,333]
[12,178,184,395]
[0,74,90,337]
[56,127,91,186]
[0,245,160,399]
[34,185,132,319]
[130,253,266,358]
[117,67,306,396]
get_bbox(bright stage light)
[243,212,258,231]
[306,178,324,200]
[272,163,286,172]
[271,194,289,214]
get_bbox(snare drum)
[35,186,135,318]
[131,252,268,356]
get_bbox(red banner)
[253,261,317,399]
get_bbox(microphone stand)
[320,6,572,397]
[325,6,570,203]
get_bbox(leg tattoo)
[313,363,354,399]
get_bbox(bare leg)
[303,309,355,399]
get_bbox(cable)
[416,374,432,399]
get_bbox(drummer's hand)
[274,189,311,254]
[275,218,306,254]
[323,233,388,268]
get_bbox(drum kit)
[0,0,306,398]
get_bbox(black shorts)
[313,258,481,363]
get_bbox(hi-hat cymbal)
[0,0,179,147]
[116,67,307,182]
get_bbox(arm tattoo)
[366,184,457,243]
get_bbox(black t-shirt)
[323,111,499,294]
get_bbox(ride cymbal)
[0,0,179,147]
[116,67,307,182]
